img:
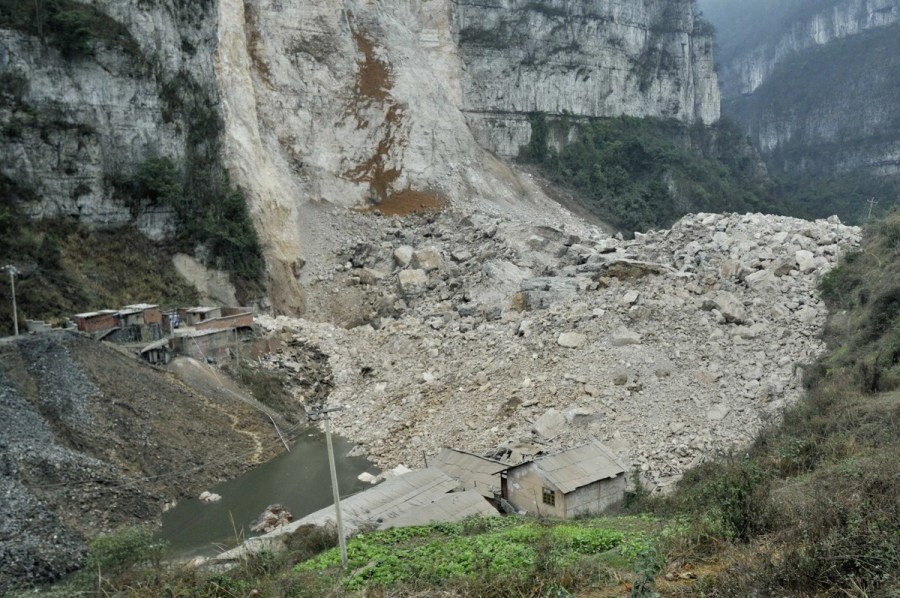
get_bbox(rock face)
[708,0,900,177]
[716,0,898,97]
[2,0,721,314]
[457,0,721,156]
[0,0,217,232]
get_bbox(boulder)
[795,249,817,274]
[621,290,640,305]
[557,332,586,348]
[610,327,642,346]
[411,247,443,272]
[397,269,428,298]
[394,245,414,267]
[706,405,730,421]
[744,269,777,292]
[520,277,579,309]
[713,291,748,324]
[251,504,293,533]
[532,409,566,440]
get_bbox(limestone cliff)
[457,0,720,156]
[1,0,721,315]
[0,0,218,237]
[709,0,900,177]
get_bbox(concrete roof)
[511,441,626,494]
[186,306,219,313]
[122,303,159,310]
[74,310,118,318]
[140,339,170,354]
[386,490,497,528]
[431,448,508,498]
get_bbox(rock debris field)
[257,210,860,492]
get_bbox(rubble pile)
[256,210,859,491]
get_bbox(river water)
[159,430,377,558]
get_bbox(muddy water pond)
[160,430,377,558]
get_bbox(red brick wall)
[143,308,162,325]
[75,314,119,333]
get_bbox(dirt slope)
[0,331,283,591]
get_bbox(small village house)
[120,303,162,327]
[431,448,508,499]
[181,307,223,326]
[501,441,626,518]
[73,310,119,333]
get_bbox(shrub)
[84,526,165,577]
[675,459,771,542]
[0,0,141,59]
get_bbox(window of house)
[542,487,556,506]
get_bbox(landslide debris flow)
[254,209,860,491]
[0,333,281,592]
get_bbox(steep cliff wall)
[2,0,723,317]
[709,0,899,179]
[456,0,720,156]
[717,0,898,97]
[725,23,900,177]
[0,0,218,238]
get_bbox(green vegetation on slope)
[522,112,898,232]
[0,0,141,58]
[645,210,900,595]
[36,516,672,597]
[520,114,776,233]
[124,156,265,285]
[0,192,198,335]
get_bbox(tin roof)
[511,441,626,494]
[386,490,497,528]
[214,469,497,562]
[431,448,508,498]
[122,303,159,311]
[73,310,118,318]
[140,339,170,354]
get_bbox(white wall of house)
[505,465,566,518]
[564,475,626,517]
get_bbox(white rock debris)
[255,210,860,493]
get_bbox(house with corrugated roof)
[501,441,626,518]
[431,448,508,499]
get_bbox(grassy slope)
[655,211,900,596]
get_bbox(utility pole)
[3,265,19,336]
[866,197,878,219]
[308,405,348,569]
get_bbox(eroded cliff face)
[1,0,721,315]
[0,0,219,238]
[714,0,900,177]
[457,0,720,156]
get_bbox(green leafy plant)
[84,526,166,577]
